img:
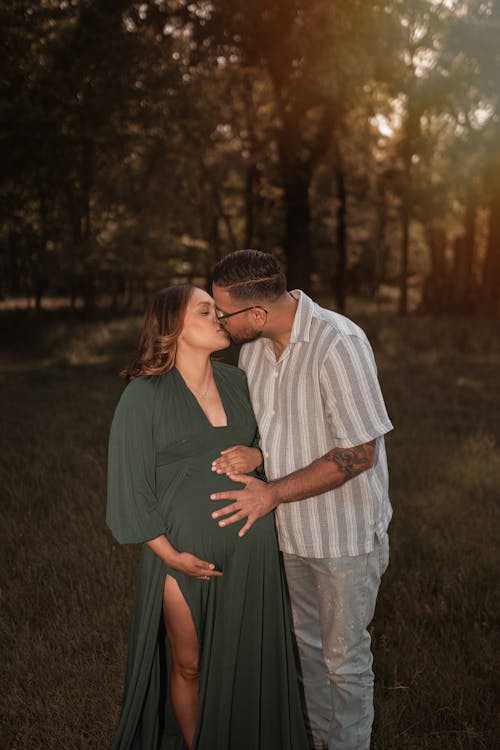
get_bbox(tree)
[186,0,393,291]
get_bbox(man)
[210,250,392,750]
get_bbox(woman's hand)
[211,445,263,475]
[147,535,222,580]
[171,552,223,580]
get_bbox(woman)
[106,284,309,750]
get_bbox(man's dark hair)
[212,249,287,301]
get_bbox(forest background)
[1,0,500,313]
[1,1,499,749]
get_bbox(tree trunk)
[242,78,259,249]
[205,213,221,289]
[70,285,77,311]
[399,190,410,316]
[462,188,476,306]
[480,189,500,315]
[35,175,49,312]
[399,141,412,316]
[273,95,334,294]
[81,275,96,313]
[7,227,21,295]
[373,188,388,297]
[333,142,347,312]
[453,189,476,311]
[198,175,222,276]
[125,279,135,309]
[81,139,96,313]
[212,183,237,251]
[244,159,258,249]
[422,226,447,312]
[399,101,420,316]
[282,164,311,292]
[199,164,237,253]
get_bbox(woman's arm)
[147,535,223,580]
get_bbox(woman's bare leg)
[163,575,199,749]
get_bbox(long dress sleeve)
[106,377,166,544]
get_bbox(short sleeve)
[106,378,166,544]
[320,334,393,447]
[241,367,260,450]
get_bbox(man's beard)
[226,329,263,346]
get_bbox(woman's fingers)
[213,445,241,470]
[179,553,222,578]
[212,446,258,474]
[196,568,222,580]
[212,456,236,473]
[195,562,222,576]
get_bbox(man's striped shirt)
[239,291,393,558]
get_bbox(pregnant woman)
[106,284,309,750]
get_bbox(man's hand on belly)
[211,439,376,538]
[211,475,279,537]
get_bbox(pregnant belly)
[165,468,277,570]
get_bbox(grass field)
[1,308,499,749]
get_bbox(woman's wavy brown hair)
[121,284,195,382]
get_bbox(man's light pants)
[283,535,389,750]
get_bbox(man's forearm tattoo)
[323,440,375,477]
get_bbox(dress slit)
[161,573,203,746]
[108,363,310,749]
[162,573,201,658]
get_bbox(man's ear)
[252,307,267,327]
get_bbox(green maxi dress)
[106,361,310,750]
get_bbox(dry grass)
[1,308,499,749]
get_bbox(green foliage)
[1,1,499,312]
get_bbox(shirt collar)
[288,289,314,343]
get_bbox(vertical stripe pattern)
[239,291,393,558]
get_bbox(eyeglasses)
[215,305,268,322]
